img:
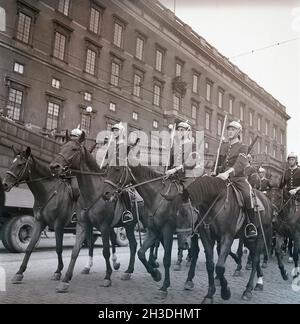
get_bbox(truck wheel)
[1,217,16,252]
[115,227,129,247]
[7,216,35,253]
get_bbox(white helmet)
[177,121,191,131]
[287,152,298,161]
[227,121,242,131]
[258,167,266,173]
[111,123,124,131]
[70,126,83,137]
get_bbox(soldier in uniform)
[280,152,300,201]
[245,154,260,189]
[215,121,257,239]
[258,167,272,194]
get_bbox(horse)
[2,146,119,283]
[177,175,288,303]
[2,146,76,283]
[102,163,193,299]
[49,132,141,292]
[271,187,300,279]
[0,174,5,218]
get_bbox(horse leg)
[200,231,216,304]
[137,230,161,282]
[156,225,174,299]
[110,229,120,271]
[184,234,199,290]
[275,233,289,280]
[148,240,159,268]
[215,234,233,301]
[254,261,264,291]
[173,247,183,271]
[242,245,260,301]
[11,221,45,284]
[81,223,94,274]
[288,237,294,263]
[292,237,300,279]
[186,247,192,267]
[233,238,244,276]
[56,221,86,293]
[121,225,137,280]
[51,224,64,280]
[99,224,113,287]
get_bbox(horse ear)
[65,130,70,142]
[79,131,86,143]
[11,145,18,156]
[182,189,190,203]
[25,146,31,158]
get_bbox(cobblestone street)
[0,234,299,304]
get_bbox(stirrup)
[71,212,77,223]
[244,223,258,239]
[122,210,133,223]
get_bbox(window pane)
[109,102,116,111]
[173,94,180,110]
[113,22,123,47]
[192,74,198,93]
[89,8,100,34]
[111,62,120,86]
[81,114,91,134]
[175,63,182,77]
[133,74,141,97]
[16,12,31,43]
[6,88,23,120]
[205,112,210,130]
[85,48,96,75]
[136,37,144,60]
[58,0,70,16]
[153,84,161,106]
[192,105,197,119]
[53,32,66,60]
[218,91,223,108]
[206,83,211,101]
[46,102,60,130]
[155,50,162,71]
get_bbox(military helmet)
[111,123,124,131]
[70,126,83,137]
[227,121,242,131]
[258,167,266,173]
[287,152,298,161]
[177,121,191,131]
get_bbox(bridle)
[104,165,134,192]
[56,140,83,175]
[176,200,197,234]
[5,154,32,186]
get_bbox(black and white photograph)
[0,0,300,309]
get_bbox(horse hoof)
[121,273,132,280]
[11,274,24,284]
[233,270,243,277]
[245,264,252,270]
[288,257,293,263]
[184,280,194,290]
[254,283,263,291]
[102,279,112,287]
[152,269,162,282]
[56,282,70,293]
[202,297,213,304]
[113,262,121,271]
[80,267,90,275]
[262,262,268,269]
[282,270,289,281]
[173,264,181,271]
[51,273,61,281]
[241,291,252,301]
[154,289,168,300]
[221,287,231,300]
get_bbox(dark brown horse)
[177,175,287,303]
[102,164,193,298]
[2,147,75,282]
[50,132,140,292]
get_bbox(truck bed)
[5,187,34,209]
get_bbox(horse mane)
[82,145,102,172]
[186,176,227,205]
[30,154,52,177]
[130,165,163,180]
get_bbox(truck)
[0,186,128,253]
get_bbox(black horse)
[178,175,287,303]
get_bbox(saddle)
[160,179,183,201]
[111,188,144,227]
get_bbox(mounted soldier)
[280,152,300,202]
[258,167,272,194]
[245,154,260,189]
[214,121,257,239]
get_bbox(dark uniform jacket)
[217,142,249,177]
[280,166,300,191]
[245,165,260,189]
[258,178,272,192]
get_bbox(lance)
[213,113,228,175]
[99,134,113,169]
[165,123,176,172]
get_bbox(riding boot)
[245,208,258,240]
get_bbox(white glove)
[217,171,230,181]
[165,165,183,177]
[289,189,298,196]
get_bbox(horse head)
[50,130,86,176]
[173,189,197,250]
[3,146,32,192]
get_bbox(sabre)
[213,114,228,175]
[99,134,113,169]
[165,123,176,172]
